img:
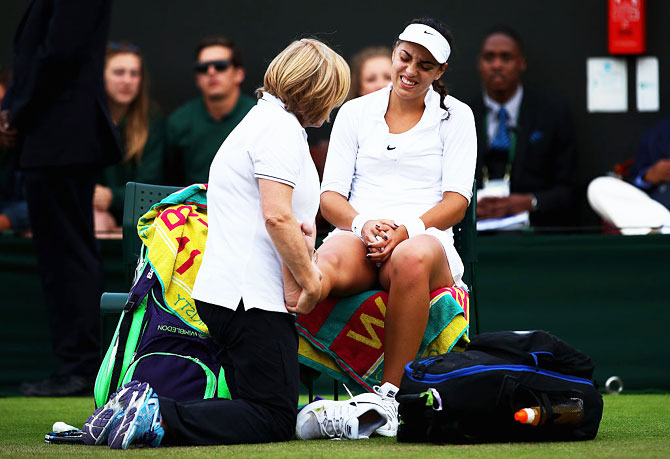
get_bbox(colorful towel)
[297,287,470,392]
[137,184,210,335]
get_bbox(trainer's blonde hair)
[258,39,350,126]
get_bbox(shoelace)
[316,385,359,439]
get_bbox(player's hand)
[365,222,407,264]
[360,218,397,247]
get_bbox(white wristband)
[399,217,426,239]
[351,214,368,239]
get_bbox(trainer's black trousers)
[159,300,299,445]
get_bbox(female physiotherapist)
[83,38,350,449]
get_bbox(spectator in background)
[94,41,165,236]
[165,36,255,186]
[0,0,122,396]
[587,117,670,234]
[0,67,29,235]
[348,46,392,100]
[469,27,577,230]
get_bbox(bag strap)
[108,260,157,396]
[108,310,134,395]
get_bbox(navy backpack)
[397,330,603,443]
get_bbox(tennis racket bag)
[397,330,603,443]
[94,257,230,408]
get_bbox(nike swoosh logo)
[387,145,396,150]
[423,30,433,35]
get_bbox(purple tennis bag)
[94,258,230,408]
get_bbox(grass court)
[1,394,668,457]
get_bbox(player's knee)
[388,243,431,281]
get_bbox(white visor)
[398,23,451,64]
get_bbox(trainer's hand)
[285,270,322,315]
[300,220,317,255]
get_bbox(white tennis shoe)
[352,382,399,437]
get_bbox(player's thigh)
[317,232,379,295]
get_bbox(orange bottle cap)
[514,409,529,423]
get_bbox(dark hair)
[399,17,453,112]
[481,26,525,56]
[194,36,244,68]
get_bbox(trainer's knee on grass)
[272,409,298,442]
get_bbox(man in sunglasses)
[166,36,256,186]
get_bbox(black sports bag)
[397,330,603,443]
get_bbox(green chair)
[453,180,479,335]
[100,182,180,354]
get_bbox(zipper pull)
[412,363,427,380]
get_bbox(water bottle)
[514,398,584,426]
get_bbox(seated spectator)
[94,42,165,236]
[0,67,29,235]
[468,27,577,230]
[587,117,670,234]
[165,36,256,186]
[348,46,393,100]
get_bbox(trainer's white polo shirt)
[192,92,320,313]
[321,84,476,284]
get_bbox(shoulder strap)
[108,310,134,396]
[108,258,157,396]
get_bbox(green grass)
[0,395,668,457]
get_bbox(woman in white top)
[296,18,477,425]
[83,39,350,449]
